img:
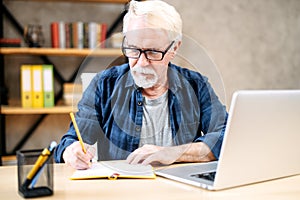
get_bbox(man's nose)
[137,52,150,66]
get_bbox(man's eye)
[147,51,160,56]
[149,51,160,54]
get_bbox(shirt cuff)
[195,131,224,159]
[54,139,76,163]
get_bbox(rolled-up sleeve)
[194,76,228,159]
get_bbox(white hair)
[123,0,182,41]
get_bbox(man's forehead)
[125,28,170,48]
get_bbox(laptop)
[155,90,300,190]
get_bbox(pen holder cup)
[17,149,54,198]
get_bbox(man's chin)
[136,82,156,89]
[134,79,157,88]
[132,75,157,89]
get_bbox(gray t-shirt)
[139,91,174,147]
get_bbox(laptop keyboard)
[190,171,216,181]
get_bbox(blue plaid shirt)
[54,63,228,163]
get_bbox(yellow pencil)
[70,112,87,154]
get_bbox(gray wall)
[166,0,300,105]
[3,0,300,151]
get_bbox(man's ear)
[170,41,181,59]
[173,41,182,52]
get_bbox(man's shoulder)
[169,63,207,82]
[100,63,130,79]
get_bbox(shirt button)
[135,126,141,132]
[137,101,142,106]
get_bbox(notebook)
[70,160,156,180]
[155,90,300,190]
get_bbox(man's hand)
[126,142,216,165]
[126,144,180,165]
[62,141,95,169]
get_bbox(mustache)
[131,65,156,75]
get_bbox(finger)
[141,156,152,165]
[127,152,139,164]
[142,153,161,165]
[126,151,138,164]
[70,157,90,170]
[69,143,91,168]
[127,145,160,164]
[75,142,96,162]
[130,151,151,165]
[126,148,141,163]
[86,145,96,159]
[141,147,176,165]
[72,152,92,169]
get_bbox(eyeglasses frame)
[121,37,175,61]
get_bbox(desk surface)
[1,164,300,200]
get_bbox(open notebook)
[70,160,156,180]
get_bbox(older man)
[54,0,227,169]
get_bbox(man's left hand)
[126,143,216,165]
[126,144,188,165]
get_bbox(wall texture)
[2,0,300,152]
[166,0,300,104]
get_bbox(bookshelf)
[0,47,122,56]
[0,47,122,115]
[15,0,130,3]
[12,0,130,3]
[0,0,129,165]
[0,47,122,114]
[1,105,76,115]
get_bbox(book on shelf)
[20,64,55,108]
[59,21,66,48]
[88,22,98,49]
[65,23,71,48]
[50,23,59,48]
[77,22,84,49]
[100,23,107,48]
[50,21,107,49]
[63,83,82,106]
[0,38,21,47]
[70,160,156,180]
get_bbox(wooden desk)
[1,164,300,200]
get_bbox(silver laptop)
[155,90,300,190]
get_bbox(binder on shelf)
[20,65,32,108]
[32,65,44,108]
[43,65,55,107]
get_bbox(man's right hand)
[62,141,95,169]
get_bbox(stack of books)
[0,38,21,47]
[20,65,55,108]
[63,83,82,106]
[50,21,107,49]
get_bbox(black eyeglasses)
[122,37,175,61]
